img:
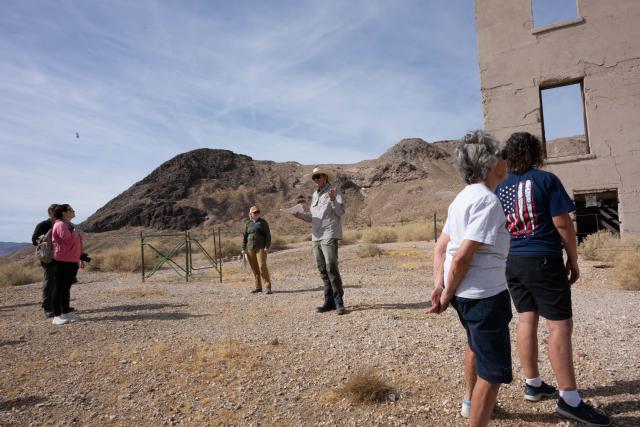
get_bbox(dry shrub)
[216,340,251,359]
[612,251,640,290]
[269,235,289,251]
[90,243,142,272]
[362,226,397,244]
[578,231,620,261]
[329,368,394,404]
[0,261,41,287]
[355,243,384,258]
[342,229,363,245]
[396,222,437,242]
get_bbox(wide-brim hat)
[309,166,335,182]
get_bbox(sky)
[0,1,582,243]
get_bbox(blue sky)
[0,1,584,243]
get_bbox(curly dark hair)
[504,132,544,174]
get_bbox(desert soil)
[1,241,639,426]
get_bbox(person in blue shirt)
[496,132,610,427]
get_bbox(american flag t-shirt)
[498,180,538,238]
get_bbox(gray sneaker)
[524,381,557,401]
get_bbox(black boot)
[335,303,346,315]
[316,301,335,313]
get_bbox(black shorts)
[451,290,513,384]
[506,255,572,320]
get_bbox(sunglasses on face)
[312,174,323,180]
[251,211,260,214]
[499,149,508,160]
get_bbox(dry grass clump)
[0,261,41,287]
[326,368,394,404]
[578,231,621,261]
[90,243,143,272]
[362,226,397,244]
[355,243,384,258]
[396,221,438,242]
[612,251,640,290]
[342,229,363,245]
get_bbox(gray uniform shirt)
[299,183,345,241]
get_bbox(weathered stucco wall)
[476,0,640,237]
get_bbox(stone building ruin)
[475,0,640,239]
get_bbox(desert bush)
[396,222,436,242]
[91,243,143,272]
[612,251,640,290]
[355,243,384,258]
[201,236,243,259]
[341,229,362,245]
[0,261,41,287]
[269,235,289,251]
[329,368,394,404]
[362,226,397,244]
[578,231,620,261]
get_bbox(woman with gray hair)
[428,130,511,427]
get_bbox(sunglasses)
[312,174,323,180]
[499,149,508,160]
[251,210,260,214]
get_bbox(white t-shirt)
[442,183,510,299]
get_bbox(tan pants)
[246,249,271,290]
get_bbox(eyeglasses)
[251,210,260,214]
[312,174,323,180]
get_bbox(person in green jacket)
[242,206,272,294]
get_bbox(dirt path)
[1,241,639,426]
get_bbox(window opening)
[532,0,579,28]
[574,190,619,242]
[539,82,589,158]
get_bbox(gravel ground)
[1,241,639,426]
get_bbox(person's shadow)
[494,379,640,425]
[348,301,431,312]
[82,312,209,322]
[583,380,640,426]
[81,303,188,314]
[0,396,46,411]
[0,302,39,311]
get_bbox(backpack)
[36,228,53,263]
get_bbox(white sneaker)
[52,315,69,325]
[460,400,471,418]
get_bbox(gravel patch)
[1,241,638,426]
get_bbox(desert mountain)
[80,138,463,236]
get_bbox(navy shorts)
[451,290,513,384]
[506,255,572,321]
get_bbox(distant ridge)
[80,138,463,234]
[0,242,31,256]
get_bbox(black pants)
[41,262,56,313]
[51,261,77,316]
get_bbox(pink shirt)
[52,220,83,263]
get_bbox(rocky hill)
[80,139,464,236]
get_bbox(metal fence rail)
[140,229,222,283]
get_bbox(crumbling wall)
[476,0,640,237]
